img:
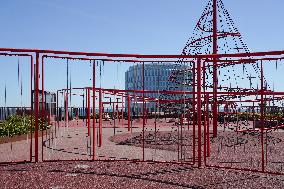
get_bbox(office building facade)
[125,63,192,115]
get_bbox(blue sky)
[1,0,283,53]
[1,0,284,107]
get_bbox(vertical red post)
[65,91,68,127]
[99,88,103,147]
[121,95,124,127]
[116,98,120,122]
[212,0,218,137]
[197,59,202,167]
[202,61,206,161]
[203,94,207,163]
[192,61,196,164]
[66,60,69,127]
[116,97,119,124]
[87,88,90,136]
[260,61,265,172]
[56,90,58,137]
[127,95,131,132]
[34,52,39,162]
[41,55,45,161]
[113,101,116,135]
[206,95,210,157]
[92,61,96,160]
[180,113,184,160]
[30,56,33,162]
[142,62,145,161]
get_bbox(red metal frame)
[2,48,284,176]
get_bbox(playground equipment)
[1,0,284,176]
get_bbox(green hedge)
[0,115,48,137]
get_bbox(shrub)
[0,115,48,137]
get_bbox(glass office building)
[125,63,192,114]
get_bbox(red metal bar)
[2,47,284,59]
[212,0,218,138]
[87,88,90,136]
[142,62,145,161]
[179,113,184,161]
[68,86,273,96]
[30,55,33,162]
[203,95,207,163]
[56,90,58,137]
[121,95,124,127]
[43,55,195,63]
[197,59,202,167]
[34,52,39,162]
[206,94,210,157]
[260,61,265,172]
[92,60,96,160]
[41,54,45,162]
[127,95,131,132]
[203,61,210,159]
[65,92,68,127]
[113,99,116,135]
[85,89,87,126]
[192,61,196,165]
[99,88,103,147]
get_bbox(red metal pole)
[142,62,145,161]
[56,90,58,137]
[65,92,68,127]
[84,92,87,126]
[117,98,120,123]
[206,94,210,157]
[41,55,45,161]
[99,88,102,147]
[192,61,196,164]
[92,61,96,160]
[197,59,202,167]
[30,56,33,162]
[180,113,184,160]
[87,88,90,136]
[260,61,265,172]
[127,95,131,132]
[122,96,124,127]
[203,61,210,160]
[113,100,116,135]
[34,52,39,162]
[204,95,207,163]
[212,0,218,137]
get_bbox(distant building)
[32,90,56,114]
[125,63,192,115]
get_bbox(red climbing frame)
[0,48,284,176]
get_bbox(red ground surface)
[1,118,284,188]
[1,161,284,189]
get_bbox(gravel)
[1,161,284,188]
[1,119,284,188]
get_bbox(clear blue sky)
[1,0,283,53]
[1,0,284,107]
